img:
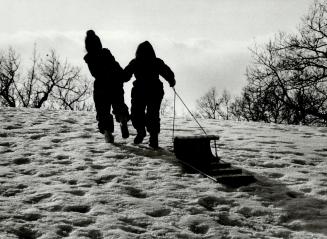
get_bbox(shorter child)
[124,41,175,149]
[84,30,129,143]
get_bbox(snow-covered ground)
[1,107,327,239]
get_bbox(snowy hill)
[1,107,327,239]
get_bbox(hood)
[135,41,156,60]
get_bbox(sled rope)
[172,88,207,136]
[177,158,218,182]
[214,139,219,158]
[172,87,176,142]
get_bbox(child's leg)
[112,91,130,123]
[146,90,164,135]
[93,88,114,134]
[146,89,164,149]
[131,88,147,133]
[131,87,147,143]
[112,89,130,139]
[113,102,129,139]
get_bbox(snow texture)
[1,107,327,239]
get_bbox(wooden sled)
[174,135,256,187]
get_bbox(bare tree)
[54,76,91,110]
[196,87,223,119]
[14,44,39,107]
[160,98,173,116]
[229,96,245,121]
[241,0,327,126]
[0,47,20,107]
[218,89,232,120]
[75,100,95,111]
[38,50,92,110]
[0,46,92,110]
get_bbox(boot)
[120,121,129,139]
[104,130,114,143]
[134,129,146,144]
[149,133,159,149]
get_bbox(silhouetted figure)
[124,41,175,149]
[84,30,129,143]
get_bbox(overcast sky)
[0,0,313,112]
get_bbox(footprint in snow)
[1,148,14,154]
[118,216,151,229]
[94,174,117,185]
[24,192,53,203]
[4,124,23,130]
[0,141,12,147]
[58,128,70,133]
[13,157,31,165]
[75,165,88,171]
[55,154,69,160]
[64,189,86,196]
[1,184,27,197]
[14,209,42,222]
[55,160,71,165]
[8,226,40,239]
[291,159,306,165]
[118,225,146,234]
[41,145,53,150]
[37,170,60,178]
[286,191,301,198]
[285,145,299,151]
[0,132,9,137]
[268,172,284,179]
[189,222,210,234]
[78,132,93,139]
[62,118,78,124]
[180,215,211,235]
[51,138,62,143]
[124,186,147,198]
[198,196,235,211]
[55,224,73,237]
[29,133,46,140]
[65,179,78,185]
[300,188,312,193]
[145,208,171,217]
[18,168,37,176]
[89,164,107,170]
[316,189,327,195]
[63,204,91,213]
[88,148,106,154]
[74,229,103,239]
[39,151,51,156]
[71,217,95,227]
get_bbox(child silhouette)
[124,41,175,149]
[84,30,129,143]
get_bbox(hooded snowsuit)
[124,41,175,136]
[84,32,129,134]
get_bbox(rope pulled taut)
[172,88,208,136]
[172,87,176,143]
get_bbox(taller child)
[124,41,176,149]
[84,30,129,143]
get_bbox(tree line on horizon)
[1,0,327,126]
[197,0,327,127]
[0,46,93,111]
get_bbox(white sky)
[0,0,313,112]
